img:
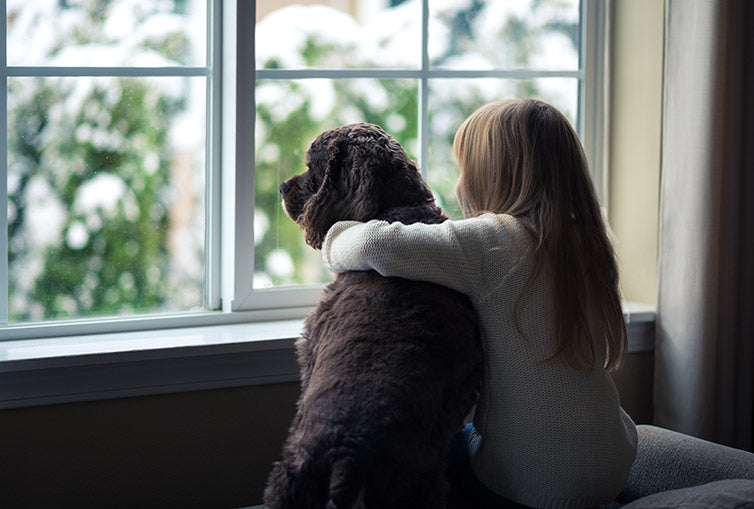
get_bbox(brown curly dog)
[264,123,483,509]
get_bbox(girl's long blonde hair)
[453,98,626,371]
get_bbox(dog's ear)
[299,134,387,249]
[298,137,356,249]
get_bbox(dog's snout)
[279,181,291,195]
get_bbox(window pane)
[254,78,419,288]
[6,0,207,67]
[7,76,206,322]
[427,78,579,219]
[429,0,580,70]
[256,1,420,69]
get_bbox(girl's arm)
[321,214,510,295]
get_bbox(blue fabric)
[446,423,531,509]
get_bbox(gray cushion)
[621,479,754,508]
[620,426,754,501]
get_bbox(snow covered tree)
[7,0,205,320]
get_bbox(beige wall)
[608,0,664,306]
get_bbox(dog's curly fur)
[264,123,483,509]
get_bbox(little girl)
[321,98,637,508]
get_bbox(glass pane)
[429,0,580,70]
[427,78,579,219]
[256,1,420,69]
[6,0,207,67]
[7,76,206,322]
[254,78,419,288]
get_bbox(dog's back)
[264,211,482,509]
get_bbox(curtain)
[655,0,754,451]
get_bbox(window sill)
[0,302,655,410]
[0,320,303,409]
[623,301,656,353]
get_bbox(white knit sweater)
[322,213,637,509]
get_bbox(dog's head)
[279,123,437,249]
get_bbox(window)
[2,0,603,339]
[2,0,214,327]
[2,0,219,337]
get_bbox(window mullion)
[4,67,209,77]
[229,0,256,311]
[582,0,610,204]
[205,0,222,310]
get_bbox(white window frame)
[0,0,633,410]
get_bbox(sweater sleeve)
[321,214,509,295]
